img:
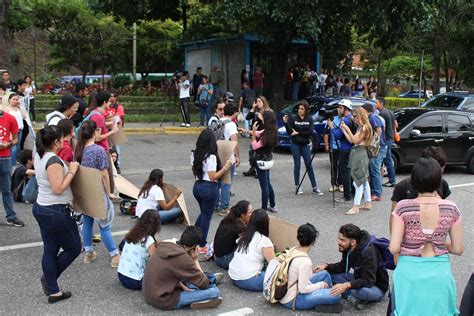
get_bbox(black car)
[392,107,474,173]
[420,92,474,112]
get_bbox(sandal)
[345,206,360,215]
[361,203,372,210]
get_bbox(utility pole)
[418,49,424,106]
[132,22,137,82]
[33,26,37,82]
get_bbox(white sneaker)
[296,187,303,194]
[180,123,186,127]
[185,123,191,127]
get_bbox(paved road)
[1,134,472,315]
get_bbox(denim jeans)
[291,143,317,188]
[256,166,275,209]
[242,108,250,130]
[282,271,341,310]
[214,252,234,270]
[339,149,352,201]
[157,206,182,224]
[0,158,17,220]
[193,180,219,247]
[292,82,301,101]
[353,180,371,206]
[175,285,220,309]
[10,129,22,165]
[331,273,385,302]
[82,214,119,257]
[22,175,38,203]
[217,164,234,210]
[231,272,265,292]
[118,272,142,290]
[369,145,387,198]
[383,140,396,183]
[199,103,211,127]
[32,203,82,294]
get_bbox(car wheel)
[392,152,399,172]
[467,155,474,174]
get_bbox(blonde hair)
[353,107,372,146]
[256,96,273,113]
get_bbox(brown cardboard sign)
[114,174,140,200]
[217,140,237,184]
[162,182,191,226]
[109,125,128,146]
[269,215,299,253]
[70,166,107,219]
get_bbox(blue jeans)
[282,271,341,310]
[257,166,275,209]
[214,252,234,270]
[10,129,22,166]
[232,272,265,292]
[82,214,119,256]
[217,164,234,210]
[369,145,387,198]
[199,103,211,126]
[331,273,385,302]
[0,158,17,220]
[175,285,220,309]
[32,203,82,294]
[157,205,182,224]
[291,143,317,188]
[118,272,142,290]
[193,180,219,247]
[383,140,396,183]
[292,82,300,101]
[22,175,38,203]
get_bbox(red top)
[58,139,74,163]
[105,103,125,123]
[252,72,264,89]
[90,110,109,152]
[0,111,19,158]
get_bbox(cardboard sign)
[162,183,191,226]
[109,125,128,146]
[114,174,140,200]
[217,140,237,184]
[269,215,299,253]
[70,166,107,219]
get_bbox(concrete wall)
[186,48,212,76]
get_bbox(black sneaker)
[383,181,396,187]
[7,218,25,227]
[314,303,343,313]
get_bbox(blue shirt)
[330,116,342,149]
[369,113,386,147]
[332,114,353,151]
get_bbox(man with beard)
[314,224,388,310]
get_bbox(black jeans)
[329,149,342,186]
[29,98,36,121]
[460,273,474,316]
[179,97,190,124]
[339,149,352,201]
[32,203,82,294]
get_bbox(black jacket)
[326,230,389,292]
[285,114,314,145]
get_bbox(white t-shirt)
[191,153,217,181]
[8,109,24,129]
[320,73,328,86]
[228,232,274,280]
[117,236,155,281]
[135,185,165,218]
[223,118,238,160]
[179,80,190,99]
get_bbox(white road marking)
[450,182,474,188]
[218,307,254,316]
[0,230,129,253]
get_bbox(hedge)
[35,100,176,109]
[34,113,200,123]
[385,97,426,109]
[35,94,174,103]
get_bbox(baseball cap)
[337,99,352,110]
[59,94,79,108]
[224,92,234,102]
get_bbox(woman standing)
[4,94,27,165]
[389,157,464,315]
[228,209,275,291]
[24,75,36,123]
[75,120,120,267]
[252,111,278,212]
[33,126,81,303]
[340,107,372,215]
[283,100,323,195]
[192,129,232,254]
[197,75,213,128]
[45,94,79,126]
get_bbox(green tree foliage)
[384,55,433,80]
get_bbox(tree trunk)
[269,48,288,111]
[0,0,14,72]
[432,47,441,94]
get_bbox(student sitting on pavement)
[314,224,389,310]
[117,210,160,290]
[11,149,37,203]
[213,200,253,269]
[142,226,223,310]
[228,209,275,291]
[280,223,342,312]
[135,169,183,224]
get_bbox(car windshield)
[395,110,426,130]
[421,95,463,108]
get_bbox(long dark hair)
[236,209,269,253]
[74,120,97,163]
[219,200,250,236]
[139,169,164,199]
[125,209,161,244]
[35,126,62,158]
[192,129,221,179]
[260,111,277,147]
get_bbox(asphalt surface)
[0,134,472,315]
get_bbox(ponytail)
[74,120,97,163]
[35,126,62,158]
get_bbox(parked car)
[420,92,474,112]
[276,96,374,152]
[392,107,474,173]
[398,90,433,99]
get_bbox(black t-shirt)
[391,178,451,202]
[213,220,245,258]
[11,165,28,198]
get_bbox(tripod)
[295,147,317,195]
[328,128,336,208]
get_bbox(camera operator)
[175,72,191,127]
[323,108,343,193]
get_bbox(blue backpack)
[364,235,396,270]
[74,110,98,138]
